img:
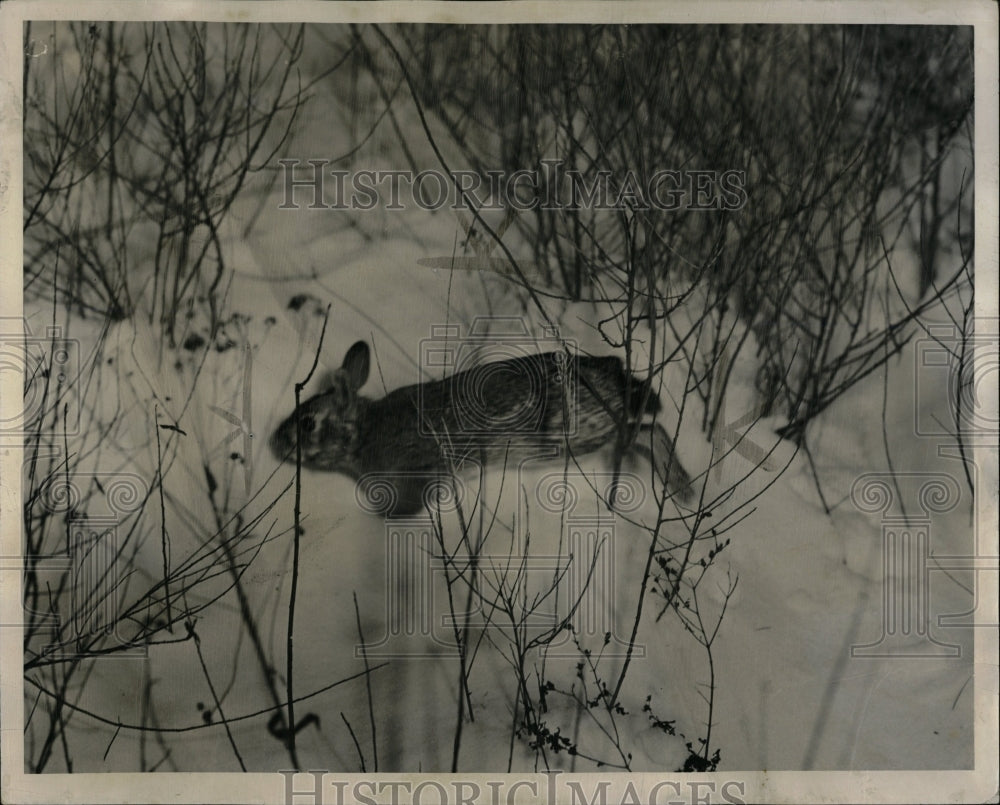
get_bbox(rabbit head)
[269,340,371,477]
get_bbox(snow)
[26,206,976,775]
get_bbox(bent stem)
[286,305,331,769]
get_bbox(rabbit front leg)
[356,470,463,517]
[355,472,431,517]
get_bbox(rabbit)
[269,340,693,516]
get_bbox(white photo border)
[1,2,996,803]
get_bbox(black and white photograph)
[0,2,997,803]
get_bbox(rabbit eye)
[298,413,317,432]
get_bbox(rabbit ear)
[341,341,370,390]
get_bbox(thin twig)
[287,304,332,768]
[189,623,246,771]
[340,712,366,772]
[353,592,378,773]
[154,406,173,628]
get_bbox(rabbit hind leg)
[632,422,694,504]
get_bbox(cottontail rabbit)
[270,340,693,515]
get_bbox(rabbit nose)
[269,422,295,458]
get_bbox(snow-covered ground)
[26,205,977,774]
